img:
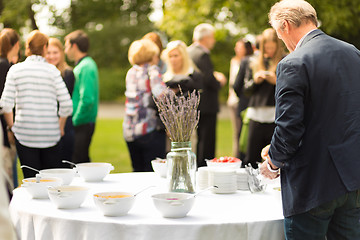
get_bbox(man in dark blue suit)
[260,0,360,239]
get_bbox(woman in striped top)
[0,30,73,178]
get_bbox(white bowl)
[93,192,135,216]
[22,177,62,199]
[39,168,76,185]
[152,192,195,218]
[76,162,114,182]
[151,159,167,178]
[48,185,89,209]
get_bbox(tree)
[160,0,360,48]
[0,0,39,30]
[50,0,155,68]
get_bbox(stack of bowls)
[208,169,237,194]
[196,167,209,190]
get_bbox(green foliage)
[98,67,128,102]
[65,0,154,68]
[0,0,41,30]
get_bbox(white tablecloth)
[10,172,284,240]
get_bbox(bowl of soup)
[76,162,114,182]
[48,185,89,209]
[39,168,76,185]
[22,177,62,199]
[93,192,135,216]
[151,159,167,178]
[151,192,195,218]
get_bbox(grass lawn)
[16,118,233,183]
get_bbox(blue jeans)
[284,190,360,240]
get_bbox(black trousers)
[243,119,276,168]
[59,117,74,161]
[16,138,62,178]
[126,130,166,172]
[72,122,95,164]
[197,113,217,167]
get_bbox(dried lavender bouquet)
[154,89,200,193]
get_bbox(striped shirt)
[0,55,73,148]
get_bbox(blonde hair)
[25,30,49,56]
[128,39,159,65]
[254,28,284,72]
[48,38,70,75]
[162,40,197,78]
[269,0,318,30]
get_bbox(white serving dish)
[93,192,135,216]
[206,159,241,169]
[76,162,114,182]
[39,168,76,185]
[151,192,195,218]
[151,159,167,178]
[22,176,62,199]
[48,185,89,209]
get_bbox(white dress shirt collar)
[295,29,318,51]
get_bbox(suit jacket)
[269,29,360,217]
[188,44,221,114]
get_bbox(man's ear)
[283,20,291,34]
[72,43,78,51]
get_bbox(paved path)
[98,102,231,119]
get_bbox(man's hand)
[260,144,280,179]
[214,71,227,87]
[261,144,270,161]
[260,160,280,179]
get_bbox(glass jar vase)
[167,142,196,193]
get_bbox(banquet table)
[9,172,285,240]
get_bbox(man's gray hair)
[269,0,318,30]
[193,23,215,41]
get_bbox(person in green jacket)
[64,30,99,163]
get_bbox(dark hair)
[0,28,19,58]
[25,30,49,56]
[243,40,254,56]
[236,38,254,57]
[65,30,89,53]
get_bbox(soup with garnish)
[94,194,132,199]
[23,179,56,183]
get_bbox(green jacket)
[72,56,99,126]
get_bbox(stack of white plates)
[236,169,249,191]
[208,169,237,194]
[196,167,209,190]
